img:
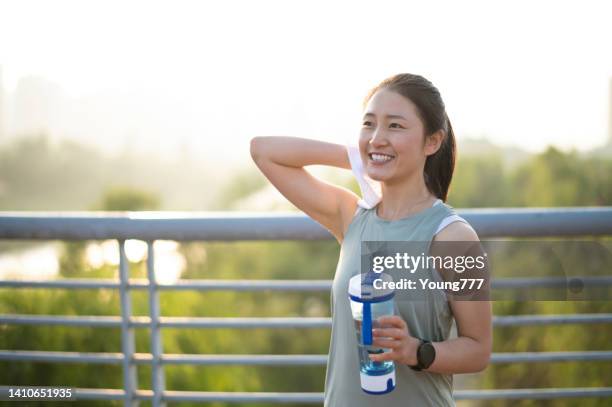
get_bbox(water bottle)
[348,271,396,394]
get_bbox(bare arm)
[426,222,492,373]
[426,301,492,373]
[250,136,359,243]
[250,136,352,169]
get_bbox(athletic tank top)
[324,199,464,407]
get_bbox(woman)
[250,73,492,406]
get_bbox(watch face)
[418,342,436,368]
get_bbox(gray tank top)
[324,200,458,406]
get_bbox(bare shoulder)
[434,220,479,242]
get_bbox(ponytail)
[424,115,456,202]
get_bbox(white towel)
[345,143,468,232]
[346,143,382,209]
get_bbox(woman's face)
[359,88,431,183]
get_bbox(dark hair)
[363,73,456,202]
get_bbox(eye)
[389,123,404,129]
[362,120,373,127]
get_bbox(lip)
[368,153,395,166]
[368,152,395,157]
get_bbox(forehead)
[363,88,420,121]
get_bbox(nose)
[369,126,388,147]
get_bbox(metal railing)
[1,207,612,406]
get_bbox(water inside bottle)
[354,318,395,375]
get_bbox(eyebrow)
[363,112,409,121]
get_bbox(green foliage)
[448,153,510,207]
[510,147,612,207]
[95,185,161,211]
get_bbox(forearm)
[250,136,351,169]
[425,336,491,374]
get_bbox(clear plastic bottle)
[348,272,396,394]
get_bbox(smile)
[368,153,395,163]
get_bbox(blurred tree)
[94,185,161,211]
[448,153,510,207]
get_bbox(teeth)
[370,153,394,162]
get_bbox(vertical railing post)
[147,240,166,407]
[118,239,139,407]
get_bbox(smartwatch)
[409,338,436,371]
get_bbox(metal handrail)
[2,312,612,328]
[1,350,612,365]
[2,276,612,290]
[1,207,612,240]
[1,209,612,406]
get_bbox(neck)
[377,171,436,221]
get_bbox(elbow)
[250,137,262,162]
[474,350,491,372]
[472,342,492,372]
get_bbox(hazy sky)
[0,0,611,163]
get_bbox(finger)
[369,350,400,362]
[377,315,406,329]
[371,338,402,349]
[373,328,407,340]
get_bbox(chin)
[365,170,389,182]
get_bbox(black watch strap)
[409,338,435,371]
[409,338,425,371]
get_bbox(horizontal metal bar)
[454,387,612,400]
[0,278,325,291]
[1,386,610,402]
[3,276,611,291]
[155,279,333,291]
[0,314,149,327]
[491,276,612,289]
[2,350,611,366]
[0,350,125,364]
[0,314,331,328]
[0,278,332,291]
[0,387,133,401]
[1,207,611,240]
[100,387,612,402]
[159,317,332,329]
[0,212,333,241]
[162,391,322,403]
[490,351,612,363]
[0,279,127,289]
[2,314,612,328]
[152,350,612,365]
[160,354,327,365]
[72,388,320,403]
[492,314,612,326]
[167,387,612,402]
[0,351,326,366]
[165,351,612,365]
